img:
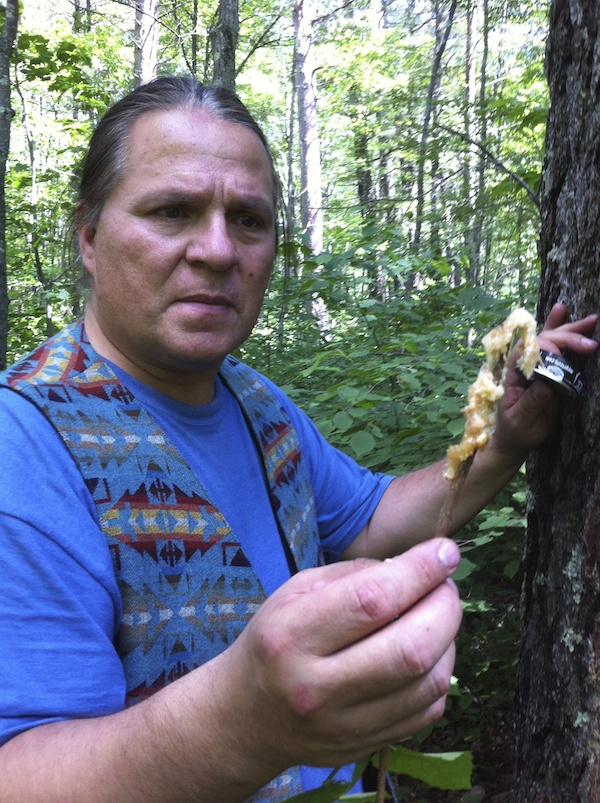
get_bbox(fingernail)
[438,540,460,571]
[446,578,459,594]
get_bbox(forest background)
[4,0,551,798]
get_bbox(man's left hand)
[492,302,598,460]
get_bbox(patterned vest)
[2,320,322,801]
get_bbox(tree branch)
[437,123,540,210]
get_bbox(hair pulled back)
[76,75,278,231]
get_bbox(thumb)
[515,376,560,442]
[529,377,555,405]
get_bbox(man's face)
[79,107,276,396]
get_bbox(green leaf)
[462,598,493,614]
[504,559,521,579]
[447,417,466,437]
[282,781,350,803]
[349,430,376,456]
[381,746,472,790]
[300,350,347,377]
[338,385,362,402]
[333,410,354,430]
[453,557,477,581]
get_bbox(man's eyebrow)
[234,196,275,216]
[138,190,274,215]
[138,190,203,206]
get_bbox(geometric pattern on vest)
[219,355,321,574]
[1,321,325,801]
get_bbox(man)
[0,76,597,802]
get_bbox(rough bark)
[0,0,18,371]
[209,0,238,91]
[512,1,600,799]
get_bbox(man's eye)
[156,206,183,220]
[239,215,261,229]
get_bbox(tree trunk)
[73,0,93,34]
[0,0,18,371]
[134,0,159,87]
[348,83,385,299]
[512,1,600,799]
[471,0,489,284]
[461,0,475,280]
[411,0,457,252]
[209,0,238,91]
[293,0,323,256]
[293,0,329,336]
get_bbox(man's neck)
[83,308,219,406]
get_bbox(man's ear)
[76,202,96,274]
[78,224,96,265]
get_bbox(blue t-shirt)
[0,367,393,793]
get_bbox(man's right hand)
[219,537,463,774]
[0,537,462,803]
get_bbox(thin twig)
[376,747,388,803]
[375,454,477,801]
[435,453,475,538]
[437,124,540,210]
[376,448,474,802]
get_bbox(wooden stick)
[435,453,475,538]
[376,445,475,802]
[376,747,388,803]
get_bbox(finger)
[538,328,598,357]
[538,304,598,353]
[323,578,462,703]
[286,538,461,656]
[526,376,557,406]
[284,555,380,594]
[542,302,568,330]
[541,308,597,335]
[356,641,457,749]
[312,642,458,765]
[511,313,597,371]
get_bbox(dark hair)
[75,75,278,231]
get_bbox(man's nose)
[185,215,237,271]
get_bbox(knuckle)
[424,695,449,726]
[444,584,464,625]
[289,680,323,718]
[411,549,444,591]
[351,577,394,623]
[396,632,436,677]
[352,556,375,572]
[256,629,329,720]
[453,594,464,627]
[257,622,293,665]
[430,665,452,700]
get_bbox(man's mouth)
[179,293,233,307]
